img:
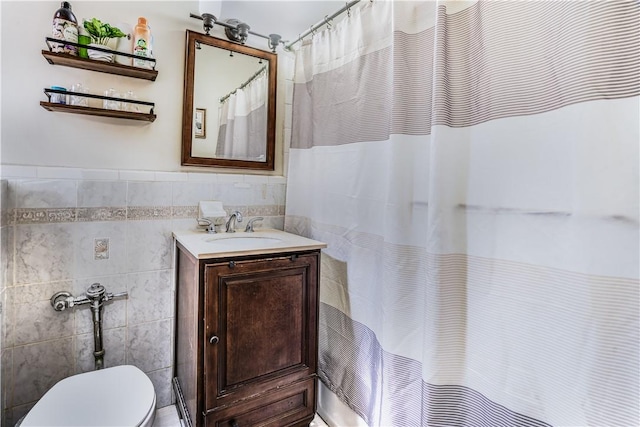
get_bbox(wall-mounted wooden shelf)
[41,50,158,81]
[41,38,158,123]
[40,102,156,122]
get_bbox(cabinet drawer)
[205,378,316,427]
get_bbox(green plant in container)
[83,18,126,61]
[84,18,126,45]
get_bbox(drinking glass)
[123,90,140,112]
[103,88,121,110]
[70,83,89,107]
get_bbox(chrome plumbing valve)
[50,283,128,370]
[50,283,127,312]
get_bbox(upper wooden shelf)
[42,50,158,81]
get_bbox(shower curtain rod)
[220,66,267,103]
[285,0,362,50]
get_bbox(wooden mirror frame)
[181,30,277,170]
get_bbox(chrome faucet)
[225,211,243,233]
[244,217,264,232]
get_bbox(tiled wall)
[0,170,286,425]
[1,179,9,427]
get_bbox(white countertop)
[173,228,327,259]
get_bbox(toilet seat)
[20,365,156,427]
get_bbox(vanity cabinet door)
[203,253,319,414]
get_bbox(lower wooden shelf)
[40,102,156,122]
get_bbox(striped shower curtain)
[216,69,268,160]
[284,1,639,426]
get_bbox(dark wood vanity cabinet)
[174,243,320,427]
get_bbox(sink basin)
[172,228,327,259]
[203,235,283,249]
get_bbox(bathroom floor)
[153,405,330,427]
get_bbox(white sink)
[203,234,283,250]
[172,228,326,259]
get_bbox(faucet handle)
[106,291,129,302]
[197,217,212,226]
[244,217,264,232]
[197,217,217,234]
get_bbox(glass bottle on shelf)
[51,1,78,56]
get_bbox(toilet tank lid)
[21,365,156,427]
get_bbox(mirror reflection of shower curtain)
[216,70,267,161]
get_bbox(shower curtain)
[285,1,639,426]
[216,69,268,160]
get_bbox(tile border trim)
[11,205,284,225]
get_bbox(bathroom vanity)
[172,229,326,427]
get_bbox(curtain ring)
[311,25,318,36]
[346,2,351,17]
[324,15,333,29]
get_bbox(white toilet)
[19,365,156,427]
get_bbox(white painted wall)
[1,1,202,172]
[0,0,345,175]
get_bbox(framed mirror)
[181,30,277,170]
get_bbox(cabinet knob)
[209,335,219,345]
